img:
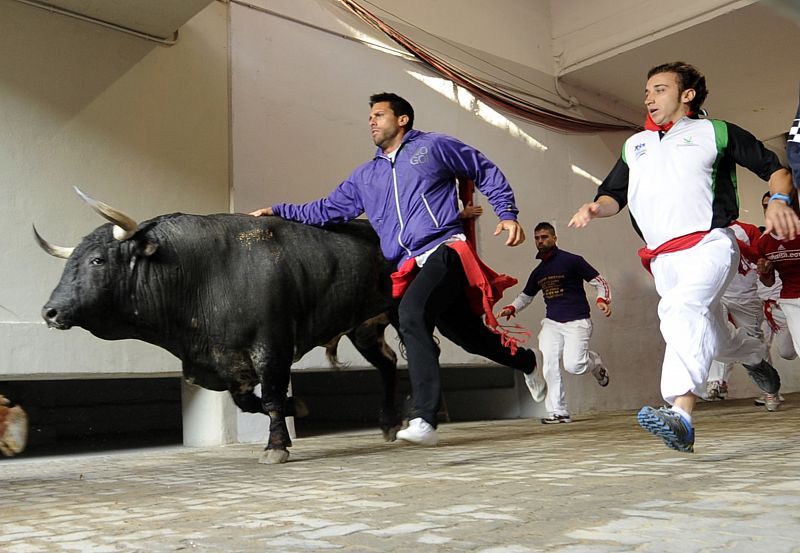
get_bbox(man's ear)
[682,88,696,106]
[398,114,409,128]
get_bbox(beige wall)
[3,0,791,420]
[551,0,756,73]
[230,0,798,418]
[230,0,651,415]
[0,1,230,379]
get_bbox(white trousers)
[708,296,766,382]
[776,298,800,361]
[651,229,765,404]
[764,301,797,361]
[538,317,602,416]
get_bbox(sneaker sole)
[396,431,438,447]
[541,418,572,424]
[637,407,694,453]
[754,397,784,406]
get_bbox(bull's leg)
[348,316,401,441]
[230,391,263,414]
[254,349,293,465]
[230,390,303,417]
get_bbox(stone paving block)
[3,398,800,551]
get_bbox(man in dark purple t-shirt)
[500,222,612,424]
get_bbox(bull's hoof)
[382,424,400,442]
[258,448,290,464]
[0,402,28,457]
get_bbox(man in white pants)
[499,222,611,424]
[569,61,798,453]
[757,274,795,408]
[705,220,774,408]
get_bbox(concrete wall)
[230,0,799,426]
[3,0,791,448]
[229,0,662,422]
[550,0,756,73]
[0,0,230,380]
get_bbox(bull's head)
[36,187,158,335]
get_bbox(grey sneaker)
[754,393,784,406]
[742,359,781,394]
[764,393,782,412]
[524,362,547,403]
[637,406,695,453]
[704,380,726,401]
[396,417,438,446]
[592,365,610,387]
[541,414,572,424]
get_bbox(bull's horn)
[32,225,74,259]
[73,186,138,241]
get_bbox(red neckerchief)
[391,241,529,354]
[644,111,695,132]
[638,231,709,273]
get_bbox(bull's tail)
[324,336,346,370]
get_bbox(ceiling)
[561,1,799,157]
[13,0,214,40]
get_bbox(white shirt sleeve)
[588,275,611,303]
[511,292,535,313]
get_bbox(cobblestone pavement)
[3,396,800,552]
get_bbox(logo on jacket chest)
[634,142,647,160]
[410,146,429,165]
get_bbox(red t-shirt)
[753,234,800,299]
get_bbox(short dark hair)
[369,92,414,130]
[647,62,709,114]
[534,222,555,234]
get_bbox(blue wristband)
[769,193,792,206]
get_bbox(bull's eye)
[90,257,105,266]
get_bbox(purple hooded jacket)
[273,130,520,268]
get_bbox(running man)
[569,61,798,453]
[499,222,611,424]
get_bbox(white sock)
[670,405,692,425]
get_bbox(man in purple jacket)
[250,92,545,446]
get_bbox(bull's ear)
[140,242,158,257]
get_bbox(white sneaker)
[396,417,438,446]
[524,366,547,403]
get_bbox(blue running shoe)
[637,406,694,453]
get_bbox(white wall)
[550,0,756,73]
[0,1,230,379]
[229,0,683,416]
[363,0,555,75]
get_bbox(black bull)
[37,201,403,464]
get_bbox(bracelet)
[769,193,792,206]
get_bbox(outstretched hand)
[569,202,601,228]
[498,305,516,320]
[249,207,274,217]
[764,200,800,241]
[494,220,525,246]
